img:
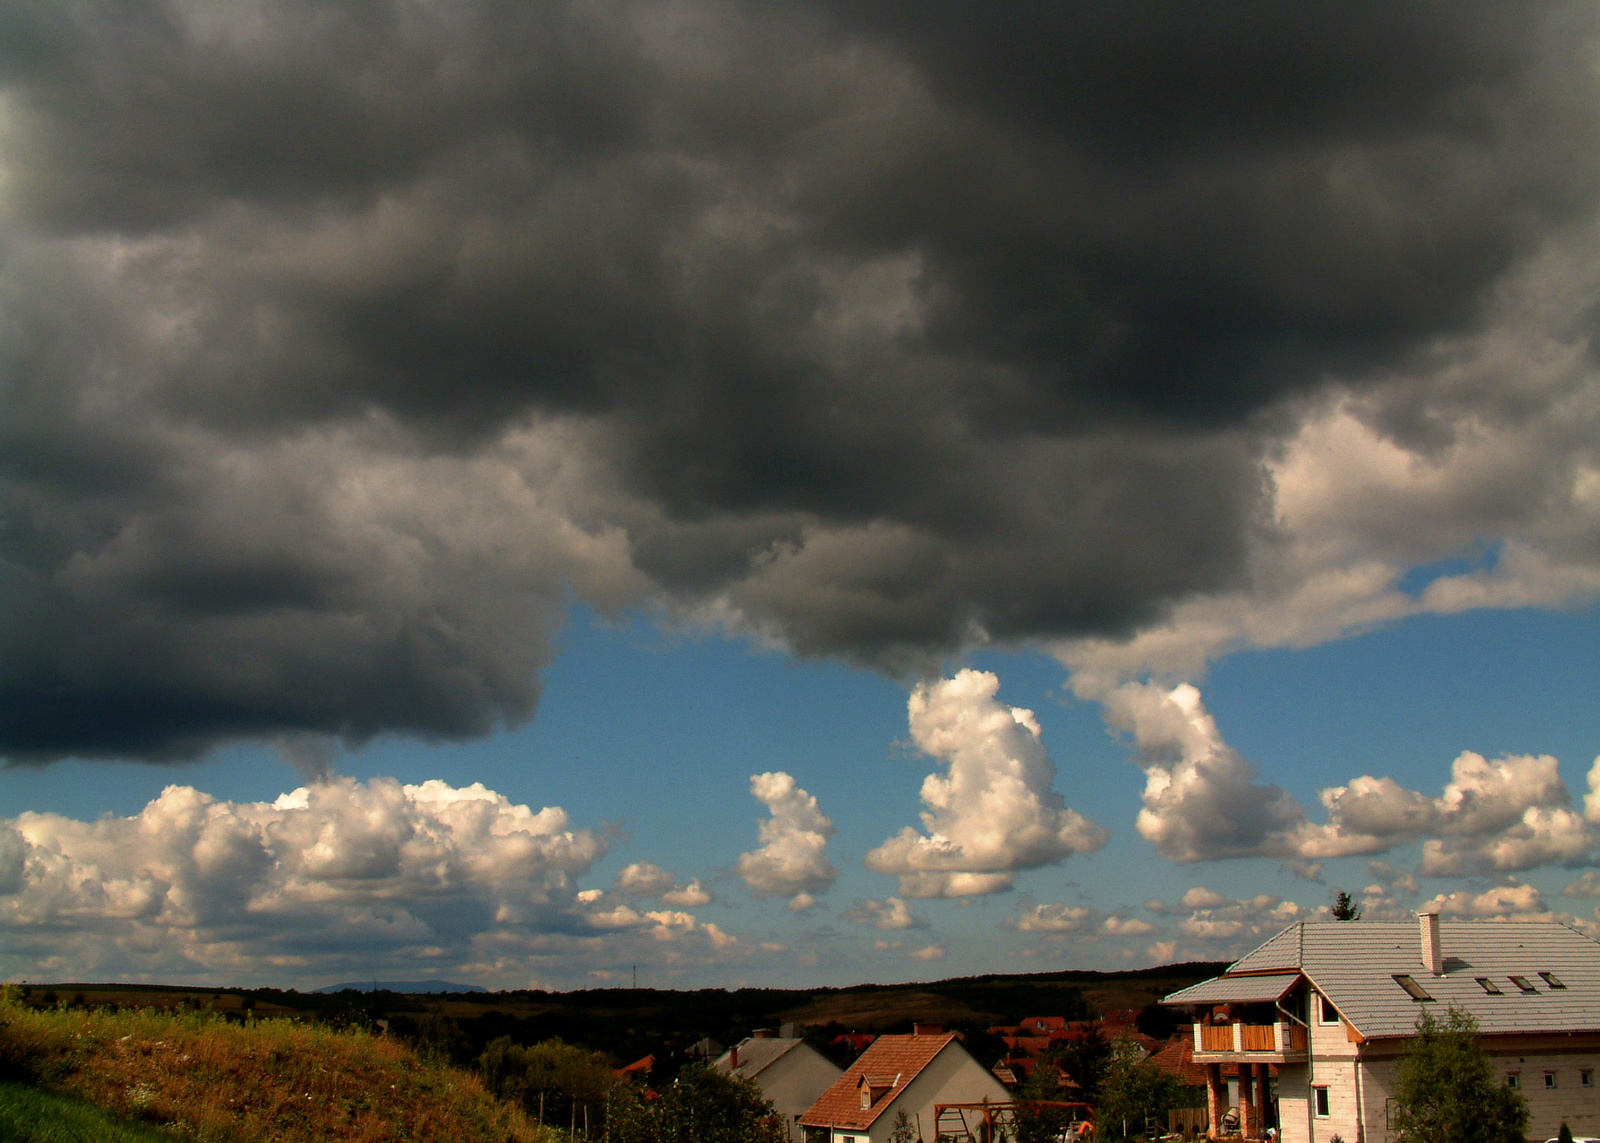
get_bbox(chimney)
[1420,910,1443,976]
[780,1022,797,1039]
[752,1028,774,1039]
[730,1045,739,1070]
[913,1023,945,1036]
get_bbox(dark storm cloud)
[2,0,1598,761]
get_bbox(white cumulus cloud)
[0,777,620,984]
[865,670,1108,898]
[843,897,926,930]
[735,772,839,904]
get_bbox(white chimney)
[1420,910,1443,975]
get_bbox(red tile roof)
[800,1033,957,1131]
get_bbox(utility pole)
[632,965,637,989]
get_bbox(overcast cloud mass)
[7,0,1600,762]
[6,0,1600,983]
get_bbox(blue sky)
[5,1,1600,990]
[7,598,1600,989]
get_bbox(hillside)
[0,990,554,1143]
[23,962,1227,1067]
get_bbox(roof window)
[1476,978,1502,994]
[1393,974,1434,1002]
[1508,976,1539,994]
[1538,972,1566,989]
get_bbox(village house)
[800,1026,1012,1143]
[1163,913,1600,1142]
[713,1029,843,1143]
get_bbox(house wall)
[758,1047,842,1143]
[1276,997,1600,1143]
[828,1045,1011,1143]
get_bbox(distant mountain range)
[313,980,487,994]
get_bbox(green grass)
[0,1081,194,1142]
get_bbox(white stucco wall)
[1275,993,1600,1143]
[755,1046,843,1143]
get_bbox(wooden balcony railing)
[1199,1024,1234,1051]
[1239,1024,1276,1052]
[1288,1024,1307,1051]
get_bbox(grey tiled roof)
[713,1037,803,1079]
[1164,972,1303,1005]
[1166,920,1600,1041]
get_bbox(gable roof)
[1164,920,1600,1040]
[713,1037,805,1080]
[800,1033,958,1131]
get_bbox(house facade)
[1163,914,1600,1142]
[713,1034,843,1143]
[799,1030,1012,1143]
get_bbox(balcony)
[1191,1021,1307,1064]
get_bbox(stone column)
[1238,1065,1256,1140]
[1254,1063,1270,1136]
[1206,1063,1225,1141]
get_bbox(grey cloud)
[4,1,1600,760]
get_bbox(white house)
[800,1029,1013,1143]
[1163,914,1600,1142]
[714,1033,843,1143]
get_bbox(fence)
[1169,1107,1208,1135]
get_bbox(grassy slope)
[0,997,557,1143]
[0,1081,191,1142]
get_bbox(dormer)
[857,1073,899,1109]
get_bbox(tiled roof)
[800,1033,957,1131]
[713,1037,803,1080]
[1166,920,1600,1040]
[1164,972,1303,1005]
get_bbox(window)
[1508,975,1538,993]
[1476,977,1502,994]
[1582,1069,1594,1088]
[858,1088,870,1110]
[1393,974,1434,1002]
[1545,1072,1558,1089]
[1319,995,1340,1023]
[1539,971,1567,989]
[1507,1072,1521,1089]
[1314,1087,1330,1117]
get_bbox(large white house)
[1164,914,1600,1142]
[799,1029,1012,1143]
[713,1033,843,1143]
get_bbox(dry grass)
[0,994,558,1143]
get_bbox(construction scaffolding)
[931,1099,1094,1142]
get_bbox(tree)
[1095,1036,1182,1141]
[1014,1061,1077,1143]
[477,1036,618,1128]
[1057,1023,1111,1105]
[1390,1007,1527,1143]
[888,1109,918,1143]
[1331,891,1362,920]
[653,1063,787,1143]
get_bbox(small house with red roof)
[800,1029,1010,1143]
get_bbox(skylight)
[1539,972,1566,989]
[1477,978,1502,994]
[1509,976,1539,993]
[1394,974,1434,1002]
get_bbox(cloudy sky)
[6,0,1600,991]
